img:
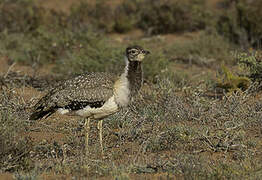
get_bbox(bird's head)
[126,46,150,62]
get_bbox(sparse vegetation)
[1,0,262,179]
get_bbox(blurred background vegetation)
[0,0,261,78]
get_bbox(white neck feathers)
[113,56,130,107]
[124,56,129,75]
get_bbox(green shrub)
[238,50,262,82]
[216,64,251,92]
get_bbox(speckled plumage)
[30,72,116,120]
[30,46,150,121]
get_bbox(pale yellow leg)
[97,120,104,155]
[85,118,90,154]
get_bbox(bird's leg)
[97,120,104,155]
[85,118,90,155]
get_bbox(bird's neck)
[124,57,143,95]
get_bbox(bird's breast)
[75,96,118,119]
[113,74,130,107]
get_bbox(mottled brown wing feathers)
[30,72,116,120]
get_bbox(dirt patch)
[129,173,180,180]
[0,57,56,77]
[110,29,144,43]
[160,31,201,45]
[13,87,41,103]
[0,57,11,75]
[24,132,66,144]
[23,112,82,144]
[97,173,179,180]
[0,173,13,180]
[41,173,72,180]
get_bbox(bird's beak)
[143,50,150,55]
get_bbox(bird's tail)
[29,108,55,120]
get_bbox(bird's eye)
[131,50,136,54]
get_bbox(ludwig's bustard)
[30,46,150,154]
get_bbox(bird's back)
[30,72,117,120]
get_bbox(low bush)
[216,64,251,93]
[238,50,262,82]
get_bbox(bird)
[29,45,150,155]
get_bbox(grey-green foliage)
[238,50,262,81]
[14,171,38,180]
[146,125,196,152]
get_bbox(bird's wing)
[30,72,116,120]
